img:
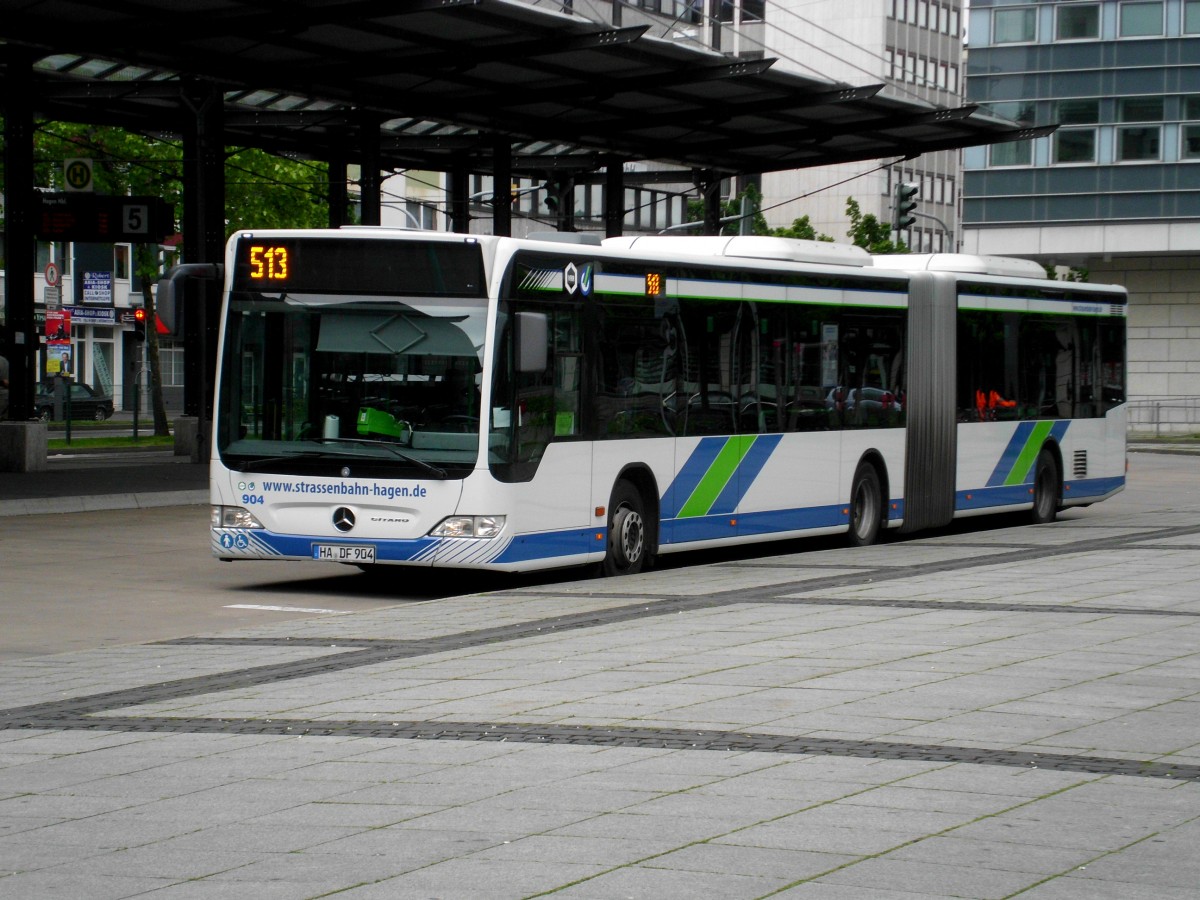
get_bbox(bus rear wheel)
[603,480,647,576]
[1031,448,1060,524]
[848,461,883,547]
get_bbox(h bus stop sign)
[35,192,175,242]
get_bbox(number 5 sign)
[123,204,150,235]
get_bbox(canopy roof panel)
[0,0,1047,178]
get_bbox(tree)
[770,215,834,242]
[845,197,908,254]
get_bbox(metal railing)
[1127,397,1200,437]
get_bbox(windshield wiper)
[227,450,336,472]
[309,437,448,478]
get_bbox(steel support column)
[605,159,624,238]
[328,151,349,227]
[698,170,724,235]
[449,158,470,234]
[493,138,512,237]
[2,47,36,422]
[181,79,225,436]
[358,114,382,226]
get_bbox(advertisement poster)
[47,344,72,377]
[46,308,72,342]
[82,271,113,306]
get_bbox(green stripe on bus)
[678,435,755,518]
[1004,420,1053,485]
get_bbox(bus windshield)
[216,292,488,477]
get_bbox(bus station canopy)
[0,0,1048,180]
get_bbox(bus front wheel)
[1031,448,1060,524]
[848,461,883,547]
[603,481,647,576]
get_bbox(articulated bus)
[193,229,1126,576]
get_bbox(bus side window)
[755,306,836,433]
[594,296,677,438]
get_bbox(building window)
[159,345,185,387]
[1057,4,1100,40]
[991,140,1032,167]
[1182,125,1200,159]
[987,101,1037,124]
[114,245,129,280]
[1056,99,1100,124]
[994,8,1037,43]
[717,1,765,22]
[1186,0,1200,33]
[1119,1,1164,37]
[1054,129,1097,163]
[1120,96,1164,122]
[1117,126,1162,160]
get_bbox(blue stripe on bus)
[958,474,1124,513]
[1064,475,1125,501]
[708,434,784,515]
[214,527,599,566]
[213,530,440,561]
[492,527,597,563]
[661,436,728,519]
[664,502,848,544]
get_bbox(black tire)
[848,461,883,547]
[1031,448,1060,524]
[93,406,107,421]
[602,480,648,576]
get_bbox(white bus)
[192,229,1126,575]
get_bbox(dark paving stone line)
[15,715,1198,782]
[749,596,1200,617]
[569,523,1200,606]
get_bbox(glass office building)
[964,1,1200,417]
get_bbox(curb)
[0,490,209,518]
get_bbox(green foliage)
[770,215,834,242]
[225,146,329,234]
[845,197,908,254]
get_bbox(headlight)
[211,505,264,529]
[430,515,506,539]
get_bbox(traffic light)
[893,182,919,231]
[133,307,147,342]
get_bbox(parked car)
[35,381,114,421]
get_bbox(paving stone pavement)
[1,452,1199,898]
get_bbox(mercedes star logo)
[333,507,356,532]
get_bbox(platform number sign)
[64,158,94,192]
[123,204,150,235]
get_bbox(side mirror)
[156,263,223,307]
[515,311,548,373]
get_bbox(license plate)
[313,544,376,564]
